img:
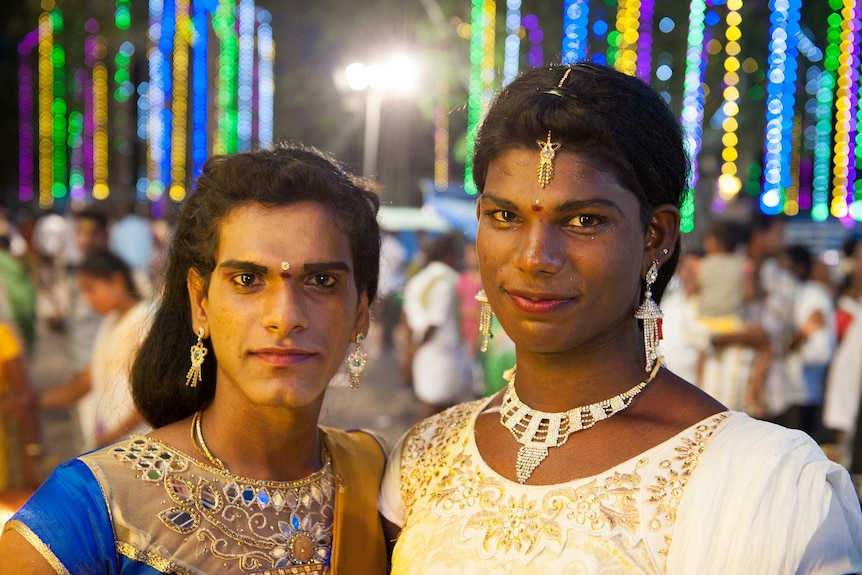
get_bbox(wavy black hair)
[131,144,381,428]
[472,62,688,302]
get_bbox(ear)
[353,292,371,340]
[643,204,680,272]
[187,268,209,336]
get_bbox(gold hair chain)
[536,132,561,188]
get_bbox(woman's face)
[188,202,369,410]
[476,148,649,355]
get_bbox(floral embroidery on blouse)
[109,437,334,574]
[398,402,728,567]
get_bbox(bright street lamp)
[340,55,419,178]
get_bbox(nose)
[262,280,309,335]
[514,221,565,276]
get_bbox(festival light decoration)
[433,81,450,190]
[636,0,655,80]
[612,0,641,75]
[464,0,493,195]
[523,14,543,68]
[715,0,744,210]
[236,0,255,152]
[503,0,522,85]
[761,0,801,215]
[93,43,109,200]
[68,71,85,201]
[562,0,589,65]
[256,9,274,150]
[169,0,191,203]
[191,0,210,178]
[831,0,862,222]
[18,30,38,203]
[147,0,167,203]
[213,0,238,154]
[50,8,68,203]
[84,20,98,197]
[38,10,54,208]
[678,0,708,232]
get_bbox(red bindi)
[531,204,543,212]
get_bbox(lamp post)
[342,55,419,179]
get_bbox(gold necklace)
[500,361,661,484]
[191,410,226,469]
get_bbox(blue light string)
[562,0,589,65]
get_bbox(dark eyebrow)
[218,260,351,275]
[482,193,623,214]
[219,260,268,275]
[303,261,350,274]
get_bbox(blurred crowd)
[0,202,861,497]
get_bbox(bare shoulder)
[0,527,58,575]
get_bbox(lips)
[505,290,575,313]
[249,348,318,367]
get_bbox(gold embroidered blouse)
[382,398,728,574]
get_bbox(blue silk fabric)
[10,458,163,574]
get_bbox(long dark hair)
[472,62,688,302]
[131,144,381,428]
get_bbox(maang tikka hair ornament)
[346,333,367,390]
[536,132,561,188]
[634,260,663,372]
[186,327,208,387]
[475,290,494,352]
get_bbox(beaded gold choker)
[500,362,661,483]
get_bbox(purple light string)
[636,0,655,81]
[523,14,543,68]
[18,30,38,202]
[846,4,862,203]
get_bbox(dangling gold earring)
[347,334,367,390]
[475,290,494,352]
[186,327,208,387]
[634,260,663,373]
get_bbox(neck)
[197,394,325,482]
[509,327,651,412]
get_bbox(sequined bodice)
[85,436,336,574]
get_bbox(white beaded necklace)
[499,362,661,484]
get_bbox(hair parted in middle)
[471,62,689,303]
[131,143,381,428]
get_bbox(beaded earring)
[347,334,367,390]
[634,260,663,372]
[475,290,494,352]
[186,327,208,387]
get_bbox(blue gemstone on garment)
[242,486,256,506]
[291,513,301,530]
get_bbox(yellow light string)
[784,115,802,215]
[481,0,496,111]
[38,12,53,209]
[169,0,191,203]
[433,79,449,191]
[614,0,641,76]
[831,0,859,219]
[92,56,109,200]
[717,0,743,203]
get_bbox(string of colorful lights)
[17,1,862,225]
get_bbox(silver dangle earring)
[634,260,663,373]
[347,334,367,390]
[186,327,208,387]
[475,290,494,352]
